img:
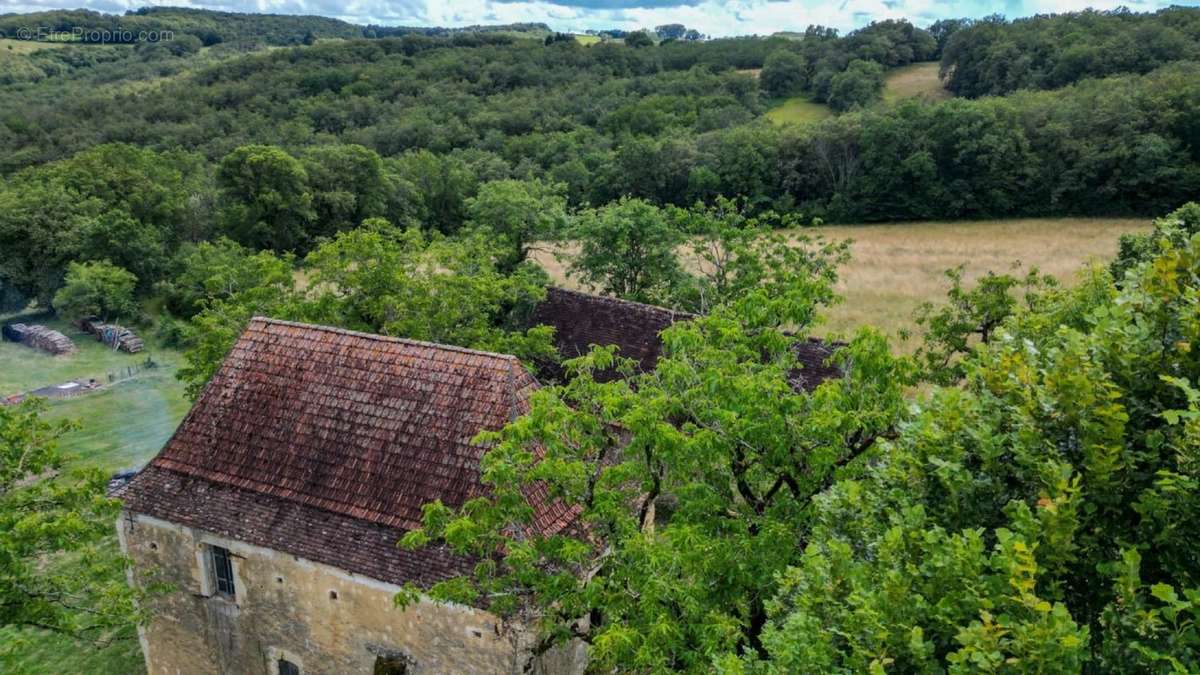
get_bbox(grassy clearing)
[764,96,832,125]
[0,313,189,470]
[0,38,68,53]
[533,217,1150,347]
[883,62,951,104]
[44,373,191,472]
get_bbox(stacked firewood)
[77,318,145,353]
[1,323,77,355]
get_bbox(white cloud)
[0,0,1194,36]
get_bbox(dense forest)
[3,6,1199,313]
[3,6,1200,672]
[0,7,363,45]
[941,7,1200,97]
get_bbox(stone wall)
[119,512,584,675]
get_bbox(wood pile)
[77,317,145,353]
[1,323,77,355]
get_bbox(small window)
[278,659,301,675]
[209,545,235,598]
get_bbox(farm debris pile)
[1,322,77,355]
[78,317,145,353]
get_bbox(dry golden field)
[534,217,1150,345]
[882,62,952,104]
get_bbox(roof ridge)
[250,316,524,363]
[546,287,695,319]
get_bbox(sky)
[2,0,1196,37]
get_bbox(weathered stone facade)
[119,512,576,674]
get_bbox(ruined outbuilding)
[118,288,843,675]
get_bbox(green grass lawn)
[1,312,189,470]
[882,62,952,104]
[45,373,192,471]
[764,96,832,125]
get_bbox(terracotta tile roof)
[790,338,844,392]
[530,287,843,391]
[121,466,473,588]
[122,301,841,589]
[530,287,693,381]
[122,318,574,539]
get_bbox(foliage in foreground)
[0,399,142,668]
[404,204,1200,672]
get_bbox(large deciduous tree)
[760,50,806,98]
[465,179,568,272]
[827,59,885,111]
[217,144,315,252]
[52,260,140,323]
[0,144,206,306]
[176,219,556,398]
[300,143,389,240]
[401,257,913,670]
[565,198,688,306]
[759,207,1200,670]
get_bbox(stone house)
[117,289,841,675]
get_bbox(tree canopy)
[941,8,1200,97]
[403,203,1200,672]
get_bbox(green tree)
[1110,202,1200,283]
[760,49,806,98]
[388,150,479,234]
[758,210,1200,670]
[0,398,141,656]
[655,24,687,41]
[176,221,557,397]
[564,198,688,305]
[52,261,139,322]
[625,31,654,48]
[669,197,850,314]
[912,264,1058,385]
[403,205,1200,672]
[300,144,389,240]
[158,237,295,319]
[401,270,914,671]
[827,59,884,111]
[175,247,297,398]
[0,144,206,305]
[300,221,556,364]
[465,179,568,272]
[217,144,315,252]
[79,212,168,292]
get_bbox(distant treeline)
[760,20,937,109]
[0,8,362,46]
[3,30,1197,221]
[363,22,553,39]
[941,7,1200,97]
